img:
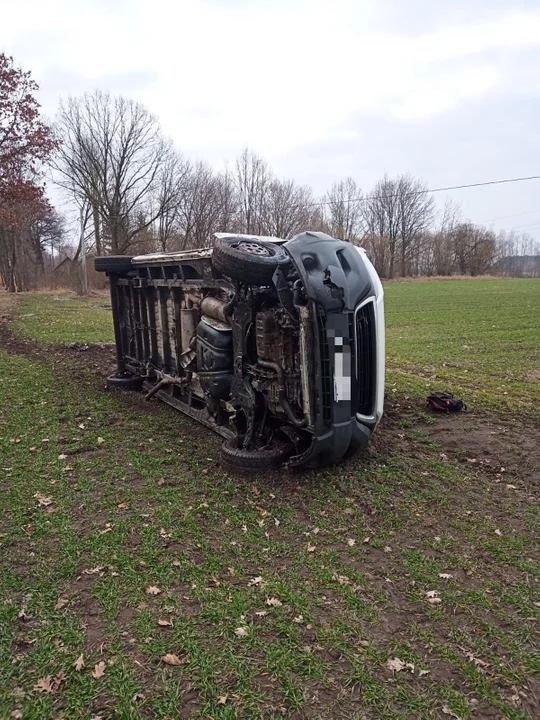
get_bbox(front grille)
[317,310,333,429]
[355,300,376,416]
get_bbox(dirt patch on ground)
[0,310,116,377]
[381,397,540,488]
[428,415,540,484]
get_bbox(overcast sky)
[3,0,540,238]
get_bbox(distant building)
[54,256,75,273]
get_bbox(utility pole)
[80,205,88,296]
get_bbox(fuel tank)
[196,316,233,400]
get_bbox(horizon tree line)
[1,54,539,291]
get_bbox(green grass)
[0,280,539,719]
[13,292,114,344]
[385,278,540,416]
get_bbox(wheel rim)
[237,241,273,257]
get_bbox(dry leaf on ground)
[34,492,52,507]
[92,661,106,679]
[265,597,282,607]
[158,619,173,627]
[438,573,453,579]
[307,543,316,552]
[54,598,68,610]
[33,676,54,694]
[146,586,162,595]
[161,653,188,666]
[442,707,461,719]
[248,576,263,587]
[218,695,228,704]
[463,652,490,668]
[386,657,405,673]
[34,672,65,693]
[81,566,104,576]
[386,657,415,673]
[234,627,248,638]
[74,654,85,671]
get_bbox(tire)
[212,236,289,285]
[220,437,293,473]
[107,372,143,390]
[94,255,134,274]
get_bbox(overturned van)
[95,231,385,471]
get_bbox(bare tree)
[364,174,433,277]
[323,178,364,241]
[452,222,496,275]
[364,175,401,278]
[363,232,390,278]
[151,151,190,252]
[421,199,460,276]
[235,148,272,234]
[53,91,178,255]
[396,175,434,276]
[176,161,231,249]
[261,179,316,238]
[213,168,239,235]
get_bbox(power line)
[304,173,540,209]
[504,219,540,231]
[483,208,540,223]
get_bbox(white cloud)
[392,65,500,121]
[2,0,540,171]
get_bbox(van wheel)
[107,372,143,390]
[220,437,293,473]
[212,236,289,285]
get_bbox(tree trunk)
[389,245,396,279]
[73,237,82,262]
[93,204,102,255]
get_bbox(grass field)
[0,279,538,720]
[385,278,540,417]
